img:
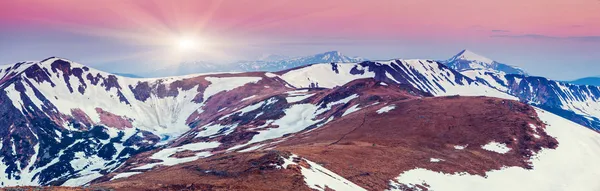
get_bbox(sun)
[177,37,197,51]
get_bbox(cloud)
[491,34,600,42]
[491,29,510,33]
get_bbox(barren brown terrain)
[96,151,312,191]
[277,96,557,190]
[0,186,109,191]
[91,94,556,190]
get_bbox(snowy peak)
[313,50,364,63]
[316,50,342,59]
[443,49,527,75]
[0,57,91,87]
[449,49,494,65]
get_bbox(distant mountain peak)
[39,56,65,64]
[443,49,527,75]
[449,49,494,64]
[321,50,342,55]
[312,50,364,63]
[315,50,344,58]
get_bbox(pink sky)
[1,0,598,38]
[0,0,599,80]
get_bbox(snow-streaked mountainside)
[2,55,600,190]
[106,79,430,179]
[0,57,288,186]
[442,49,527,75]
[463,70,600,130]
[273,59,516,100]
[441,50,600,130]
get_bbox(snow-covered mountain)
[0,57,288,186]
[442,49,527,75]
[463,70,600,130]
[439,50,600,130]
[275,59,600,133]
[3,56,600,190]
[103,58,600,191]
[0,59,161,186]
[271,59,515,99]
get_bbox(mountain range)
[133,49,532,79]
[2,52,600,190]
[235,51,366,72]
[568,77,600,86]
[138,51,366,77]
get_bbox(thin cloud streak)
[491,29,510,33]
[491,34,600,42]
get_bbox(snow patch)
[132,142,220,170]
[111,172,142,180]
[430,158,444,163]
[247,104,323,145]
[265,72,278,78]
[377,105,396,114]
[286,91,315,103]
[240,95,256,102]
[481,141,511,154]
[282,154,366,191]
[454,145,467,150]
[342,104,361,117]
